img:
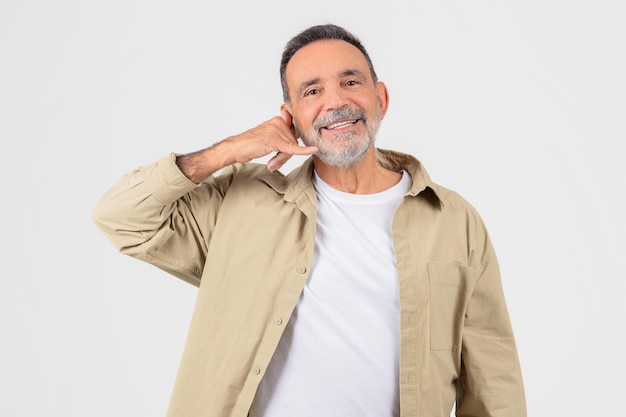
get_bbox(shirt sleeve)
[92,153,231,286]
[456,241,527,417]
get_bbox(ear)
[280,103,293,124]
[376,81,390,118]
[280,103,299,138]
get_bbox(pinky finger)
[266,151,293,171]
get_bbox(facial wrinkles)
[295,104,382,169]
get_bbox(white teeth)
[326,120,357,130]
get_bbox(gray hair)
[280,24,378,103]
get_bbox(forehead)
[285,39,371,85]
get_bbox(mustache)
[312,107,368,131]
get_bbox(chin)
[316,143,372,168]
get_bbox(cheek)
[292,104,319,128]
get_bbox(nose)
[323,84,348,111]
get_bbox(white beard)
[295,104,382,169]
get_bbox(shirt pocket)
[428,262,478,352]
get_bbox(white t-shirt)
[249,170,411,417]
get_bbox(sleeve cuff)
[147,153,200,205]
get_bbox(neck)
[313,147,402,194]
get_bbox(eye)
[346,80,361,87]
[304,88,320,96]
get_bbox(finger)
[267,143,318,171]
[267,152,293,171]
[279,142,318,156]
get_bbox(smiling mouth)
[323,119,359,130]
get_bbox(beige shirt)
[93,148,526,417]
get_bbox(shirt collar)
[260,148,442,205]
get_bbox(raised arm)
[92,113,317,285]
[176,111,317,183]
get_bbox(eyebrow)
[296,68,369,97]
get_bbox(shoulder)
[202,159,313,199]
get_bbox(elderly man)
[94,23,526,417]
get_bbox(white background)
[1,1,624,416]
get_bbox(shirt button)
[274,317,283,326]
[296,266,307,274]
[253,367,261,375]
